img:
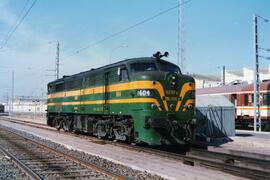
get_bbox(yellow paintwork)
[47,98,162,111]
[48,80,167,111]
[47,81,194,112]
[175,82,195,111]
[182,99,195,111]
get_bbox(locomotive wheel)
[55,120,62,130]
[62,119,72,132]
[113,124,129,142]
[94,124,107,138]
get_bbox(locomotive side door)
[72,78,82,114]
[80,77,86,113]
[104,67,127,115]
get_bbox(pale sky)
[0,0,269,102]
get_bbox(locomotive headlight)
[137,90,152,96]
[187,104,194,110]
[151,103,157,109]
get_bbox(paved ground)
[208,130,270,159]
[8,114,270,157]
[8,113,46,124]
[0,116,244,180]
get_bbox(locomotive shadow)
[235,133,253,137]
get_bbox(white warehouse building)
[225,65,270,84]
[5,96,47,113]
[191,65,270,89]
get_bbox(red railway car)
[197,81,270,130]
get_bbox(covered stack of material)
[196,95,235,140]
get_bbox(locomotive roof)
[48,57,176,85]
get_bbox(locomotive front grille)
[167,113,176,120]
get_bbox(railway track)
[0,125,127,180]
[187,148,270,172]
[0,147,31,179]
[1,116,270,179]
[0,145,41,180]
[185,149,270,179]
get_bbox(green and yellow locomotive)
[47,52,196,145]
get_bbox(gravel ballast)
[0,148,30,180]
[0,124,164,180]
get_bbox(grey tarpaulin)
[196,95,235,139]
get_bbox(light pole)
[253,14,259,132]
[46,41,60,80]
[109,45,128,64]
[217,66,225,86]
[11,70,14,115]
[56,41,60,79]
[0,69,14,115]
[253,14,269,132]
[32,99,40,120]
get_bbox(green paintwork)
[47,58,196,145]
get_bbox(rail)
[0,125,129,180]
[0,145,41,180]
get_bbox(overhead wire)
[27,0,192,76]
[0,0,30,47]
[62,0,192,60]
[0,0,38,50]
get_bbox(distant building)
[190,65,270,89]
[5,96,46,113]
[225,65,270,84]
[190,73,221,89]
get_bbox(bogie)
[49,113,134,142]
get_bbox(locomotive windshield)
[157,61,181,74]
[129,61,181,74]
[130,62,157,73]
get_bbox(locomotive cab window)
[130,62,157,73]
[55,82,64,92]
[158,61,181,74]
[119,68,129,82]
[48,84,55,93]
